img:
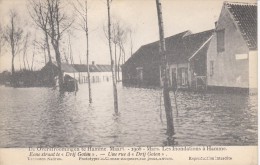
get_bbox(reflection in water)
[0,83,257,147]
[163,136,177,146]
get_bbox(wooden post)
[155,0,174,136]
[114,43,118,82]
[206,76,208,90]
[68,34,77,94]
[107,0,119,115]
[85,0,92,103]
[196,77,198,90]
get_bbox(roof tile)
[123,30,214,66]
[225,2,257,50]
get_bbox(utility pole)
[155,0,174,136]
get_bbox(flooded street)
[0,83,257,147]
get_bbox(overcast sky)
[0,0,256,72]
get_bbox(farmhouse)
[207,2,257,93]
[122,1,257,93]
[41,61,78,87]
[122,30,214,89]
[72,62,113,83]
[40,61,119,86]
[171,30,214,89]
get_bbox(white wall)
[207,6,250,88]
[64,71,122,84]
[248,51,257,92]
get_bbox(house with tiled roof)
[41,61,78,86]
[122,31,189,87]
[40,61,117,86]
[72,62,117,83]
[172,29,214,89]
[122,30,214,88]
[207,1,257,92]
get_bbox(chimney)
[215,21,218,28]
[92,61,95,65]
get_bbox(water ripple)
[0,84,257,147]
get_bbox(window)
[136,67,143,81]
[210,61,214,76]
[217,29,225,53]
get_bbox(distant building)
[40,61,120,86]
[207,2,257,92]
[72,62,113,83]
[122,30,214,89]
[41,61,78,86]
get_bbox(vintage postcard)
[0,0,257,165]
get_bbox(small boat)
[63,75,78,92]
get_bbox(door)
[181,68,188,86]
[178,67,188,86]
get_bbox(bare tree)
[111,22,119,82]
[112,21,124,82]
[67,33,78,93]
[68,34,74,65]
[118,38,126,80]
[22,32,31,70]
[71,0,92,103]
[117,25,128,81]
[28,0,52,63]
[34,37,48,65]
[155,0,174,137]
[61,32,74,65]
[46,0,73,91]
[129,28,133,57]
[31,39,36,71]
[106,0,118,115]
[103,20,128,82]
[78,52,82,64]
[0,23,5,57]
[4,10,23,85]
[63,47,70,64]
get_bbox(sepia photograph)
[0,0,257,151]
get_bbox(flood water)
[0,82,257,147]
